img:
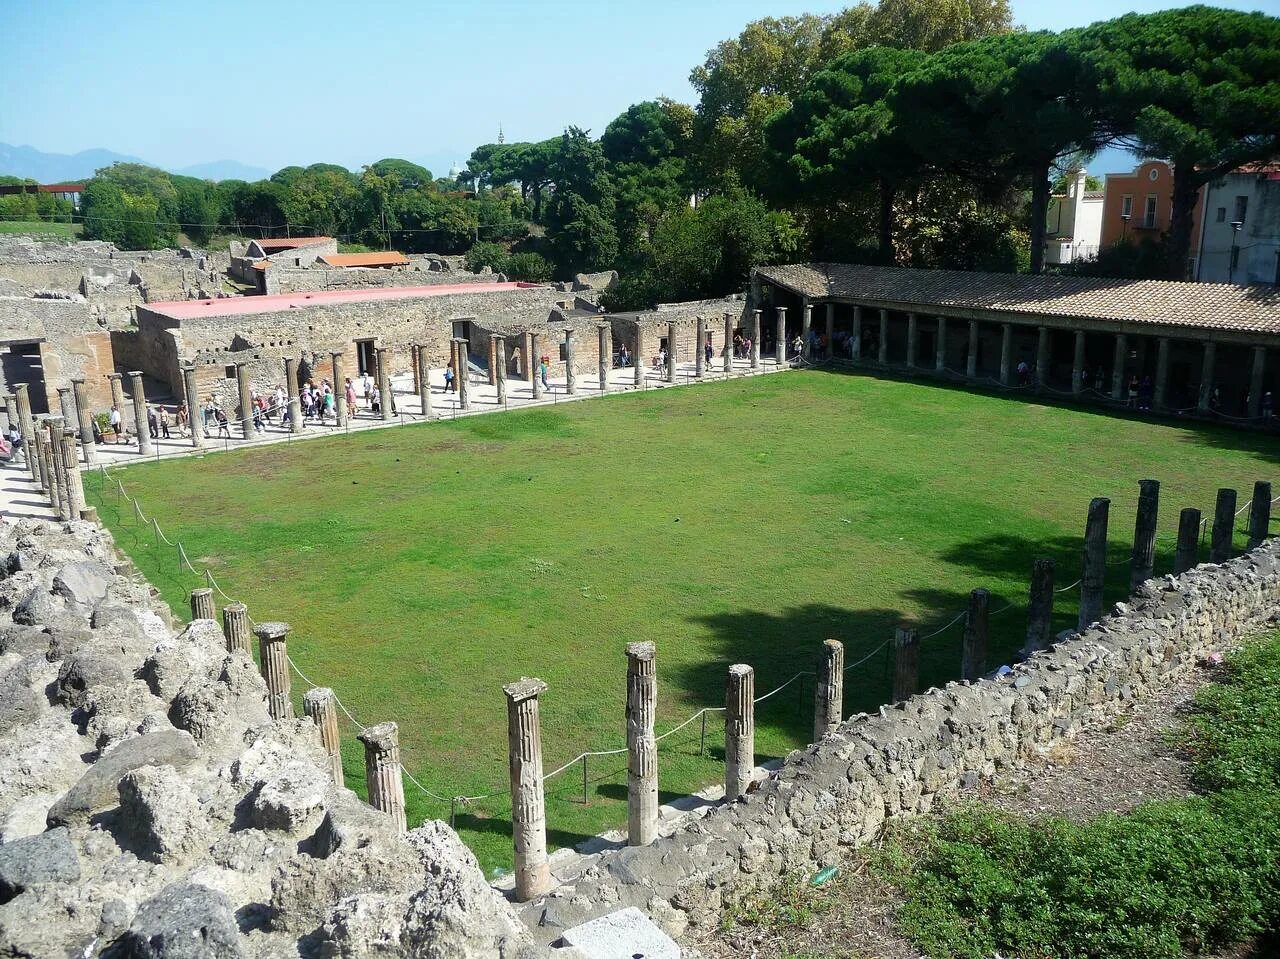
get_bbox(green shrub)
[504,251,552,282]
[463,241,508,274]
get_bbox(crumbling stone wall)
[0,297,118,411]
[0,517,534,958]
[524,542,1280,943]
[265,265,503,297]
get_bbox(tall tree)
[545,128,618,275]
[603,100,694,256]
[1081,6,1280,277]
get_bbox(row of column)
[24,415,89,522]
[821,304,1271,418]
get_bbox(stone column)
[222,603,250,656]
[966,320,979,378]
[235,363,257,440]
[803,305,814,361]
[56,387,75,428]
[892,627,920,703]
[47,422,69,520]
[1197,342,1216,413]
[1248,481,1271,549]
[448,339,459,380]
[1248,347,1265,418]
[14,384,36,482]
[2,395,15,435]
[182,365,205,448]
[961,588,989,682]
[486,336,497,386]
[813,639,844,741]
[254,622,293,721]
[304,687,344,787]
[723,313,733,374]
[106,372,126,422]
[935,316,947,372]
[1034,328,1049,389]
[999,323,1013,385]
[531,332,544,398]
[597,324,610,390]
[375,348,393,421]
[774,307,786,365]
[1174,508,1202,573]
[190,587,214,621]
[1024,557,1055,655]
[504,677,551,902]
[658,322,673,382]
[59,431,85,519]
[34,428,50,495]
[283,357,303,433]
[331,352,348,427]
[414,344,432,418]
[695,316,706,377]
[625,642,658,847]
[1131,479,1160,591]
[358,722,406,834]
[1072,330,1086,395]
[1112,333,1128,399]
[495,336,508,405]
[850,306,862,361]
[128,372,152,455]
[750,310,761,369]
[564,328,577,395]
[1211,488,1236,563]
[1079,496,1110,629]
[633,327,644,388]
[456,340,471,410]
[879,310,889,364]
[906,313,918,368]
[724,664,755,802]
[1154,337,1170,410]
[825,303,835,360]
[70,379,96,465]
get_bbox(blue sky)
[1,0,1275,176]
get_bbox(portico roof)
[755,263,1280,336]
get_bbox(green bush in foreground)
[881,635,1280,959]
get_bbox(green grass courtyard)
[84,369,1278,875]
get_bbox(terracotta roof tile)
[255,236,333,251]
[754,263,1280,336]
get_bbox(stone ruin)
[0,516,538,958]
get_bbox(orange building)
[1099,160,1205,277]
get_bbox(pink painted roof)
[144,282,546,321]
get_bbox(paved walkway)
[0,461,56,521]
[83,355,793,472]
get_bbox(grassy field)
[83,370,1278,875]
[0,220,81,238]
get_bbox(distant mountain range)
[0,142,273,183]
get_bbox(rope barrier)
[1055,577,1083,593]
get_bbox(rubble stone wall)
[0,517,535,958]
[265,265,503,296]
[524,542,1280,943]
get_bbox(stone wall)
[265,265,503,296]
[609,295,749,367]
[0,516,536,958]
[0,297,118,411]
[524,541,1280,943]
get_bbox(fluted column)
[70,378,96,465]
[1079,497,1110,628]
[59,430,85,519]
[47,420,70,521]
[1197,342,1216,413]
[961,589,989,681]
[304,687,344,787]
[14,385,36,482]
[723,313,733,374]
[235,362,257,440]
[564,328,577,395]
[494,336,508,404]
[1154,336,1170,410]
[283,357,303,433]
[906,313,918,368]
[255,621,293,720]
[813,639,843,741]
[597,324,610,391]
[966,320,979,378]
[56,387,75,428]
[331,351,348,426]
[724,664,754,801]
[1024,557,1055,655]
[456,340,471,410]
[1112,334,1128,399]
[33,426,50,495]
[375,347,392,421]
[1174,508,1202,573]
[878,309,888,364]
[530,332,543,399]
[106,372,126,423]
[1248,481,1271,549]
[750,310,761,370]
[892,627,919,702]
[358,721,406,834]
[128,372,152,455]
[505,677,551,902]
[1072,330,1086,394]
[1131,479,1160,591]
[826,304,835,360]
[665,322,677,383]
[1248,347,1266,418]
[999,323,1012,385]
[222,603,250,655]
[934,316,947,372]
[625,642,658,846]
[774,307,786,365]
[634,327,645,387]
[695,316,706,377]
[190,587,214,621]
[803,304,814,361]
[486,336,497,386]
[1035,328,1049,389]
[415,344,432,417]
[182,364,205,448]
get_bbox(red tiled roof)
[254,236,333,251]
[318,252,410,268]
[142,282,547,321]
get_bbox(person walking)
[444,364,456,394]
[539,356,550,391]
[147,406,159,439]
[176,402,189,437]
[109,405,123,444]
[215,408,230,438]
[704,337,714,366]
[345,377,357,413]
[158,405,171,439]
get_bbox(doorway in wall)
[355,339,376,376]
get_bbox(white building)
[1044,169,1104,265]
[1196,165,1280,286]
